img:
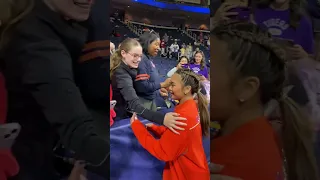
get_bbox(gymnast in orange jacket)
[131,69,210,180]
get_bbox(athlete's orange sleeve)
[132,120,188,161]
[147,124,167,137]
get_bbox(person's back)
[163,100,209,180]
[211,117,283,180]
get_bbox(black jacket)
[112,62,165,124]
[1,1,109,179]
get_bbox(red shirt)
[160,41,166,48]
[132,99,209,180]
[211,117,283,180]
[110,85,115,126]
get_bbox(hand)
[130,112,138,125]
[145,123,153,128]
[160,88,169,97]
[163,112,187,134]
[209,163,242,180]
[286,44,308,60]
[200,75,207,81]
[161,78,171,88]
[212,3,241,24]
[68,161,87,180]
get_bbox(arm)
[76,0,110,109]
[131,120,188,161]
[114,70,165,125]
[167,67,177,77]
[147,124,167,137]
[134,60,161,94]
[21,42,109,177]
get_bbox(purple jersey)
[254,7,314,54]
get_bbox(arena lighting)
[132,0,209,14]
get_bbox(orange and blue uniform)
[211,117,284,180]
[132,99,209,180]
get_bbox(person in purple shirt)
[189,50,209,80]
[253,0,314,58]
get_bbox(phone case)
[0,123,21,149]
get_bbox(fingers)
[171,124,185,131]
[174,121,187,126]
[169,127,180,134]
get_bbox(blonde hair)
[175,68,210,136]
[110,38,141,78]
[0,0,34,49]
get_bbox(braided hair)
[212,21,319,180]
[175,68,210,136]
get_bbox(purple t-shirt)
[254,7,314,54]
[188,64,209,78]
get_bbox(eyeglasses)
[126,52,143,59]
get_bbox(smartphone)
[0,123,21,149]
[110,100,117,109]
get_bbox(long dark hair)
[175,68,210,136]
[138,30,160,55]
[193,50,206,70]
[212,21,319,180]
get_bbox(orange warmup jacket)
[132,99,209,180]
[211,117,284,180]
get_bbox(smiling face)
[194,52,203,64]
[45,0,93,21]
[121,45,143,68]
[148,38,160,57]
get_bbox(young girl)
[167,56,189,78]
[210,21,319,180]
[111,38,186,133]
[189,51,209,80]
[130,69,210,180]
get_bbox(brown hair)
[0,0,34,49]
[193,50,206,70]
[110,38,141,78]
[212,21,319,180]
[175,68,210,136]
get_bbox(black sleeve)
[114,69,165,125]
[21,42,109,178]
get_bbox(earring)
[239,98,245,102]
[184,92,187,95]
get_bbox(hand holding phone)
[0,123,21,149]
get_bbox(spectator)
[189,51,209,80]
[110,38,187,133]
[110,42,115,54]
[0,0,110,179]
[170,40,180,60]
[167,56,189,77]
[135,31,171,110]
[160,38,166,57]
[254,0,314,57]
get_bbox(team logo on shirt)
[262,18,289,36]
[192,67,200,73]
